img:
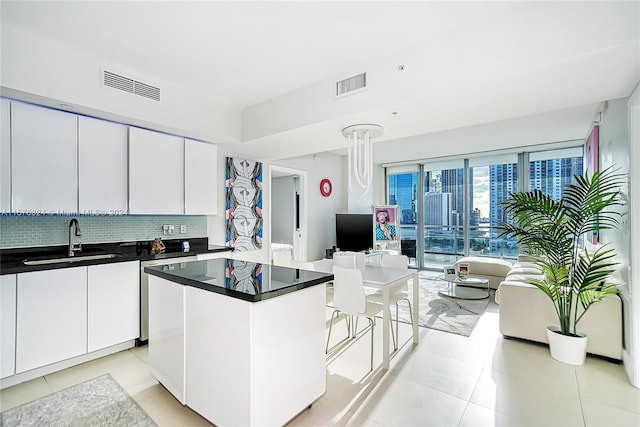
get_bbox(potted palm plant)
[497,168,625,365]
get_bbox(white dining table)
[311,259,419,370]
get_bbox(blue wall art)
[226,157,263,251]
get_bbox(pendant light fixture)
[342,124,384,195]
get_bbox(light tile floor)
[2,301,639,426]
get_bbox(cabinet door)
[185,139,217,215]
[88,261,140,352]
[1,100,10,213]
[129,127,184,214]
[16,267,87,373]
[11,102,78,214]
[1,274,16,379]
[78,116,128,214]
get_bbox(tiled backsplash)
[0,215,208,249]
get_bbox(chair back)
[333,253,357,269]
[381,254,409,270]
[273,250,292,266]
[290,260,315,271]
[333,252,366,272]
[332,266,366,315]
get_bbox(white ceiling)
[2,1,639,163]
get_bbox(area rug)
[0,374,156,427]
[389,271,491,337]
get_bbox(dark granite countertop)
[0,238,232,274]
[145,258,333,302]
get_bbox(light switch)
[180,224,187,234]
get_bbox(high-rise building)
[424,168,470,227]
[529,157,583,197]
[424,192,451,227]
[489,163,518,250]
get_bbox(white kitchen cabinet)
[185,139,217,215]
[78,116,128,214]
[11,102,78,214]
[1,100,10,213]
[129,127,184,214]
[1,274,16,379]
[87,261,139,352]
[16,267,87,373]
[148,275,185,403]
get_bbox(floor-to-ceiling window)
[385,145,584,270]
[422,160,465,268]
[387,167,419,267]
[469,154,519,258]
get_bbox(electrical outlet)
[180,224,187,234]
[168,225,175,235]
[162,225,170,235]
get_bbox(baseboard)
[623,348,640,388]
[0,340,136,390]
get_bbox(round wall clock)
[320,178,332,197]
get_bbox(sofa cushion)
[453,256,513,290]
[454,257,512,276]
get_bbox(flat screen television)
[335,213,373,252]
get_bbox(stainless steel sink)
[23,253,120,266]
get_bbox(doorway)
[269,165,307,262]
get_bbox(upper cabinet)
[1,100,10,213]
[3,99,219,216]
[11,102,78,214]
[129,127,184,214]
[78,116,128,214]
[185,139,218,215]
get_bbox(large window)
[385,146,584,270]
[422,161,464,267]
[387,167,419,266]
[470,154,518,258]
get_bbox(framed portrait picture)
[373,205,400,246]
[458,263,469,279]
[443,265,456,279]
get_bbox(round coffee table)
[438,275,490,300]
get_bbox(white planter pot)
[546,326,588,365]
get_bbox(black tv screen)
[336,214,373,252]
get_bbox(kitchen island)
[144,258,333,427]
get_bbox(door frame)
[269,165,307,262]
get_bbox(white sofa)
[453,256,513,290]
[496,261,623,360]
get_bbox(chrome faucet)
[68,218,82,256]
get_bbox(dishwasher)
[139,255,197,345]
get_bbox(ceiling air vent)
[103,70,161,101]
[336,72,366,97]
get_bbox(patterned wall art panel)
[226,157,263,251]
[226,259,263,295]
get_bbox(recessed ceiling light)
[391,111,398,115]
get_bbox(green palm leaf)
[496,168,625,336]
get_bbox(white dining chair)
[326,266,382,371]
[367,254,414,350]
[272,250,292,266]
[332,253,357,269]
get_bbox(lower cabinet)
[148,275,185,403]
[16,267,88,374]
[6,260,140,377]
[88,261,139,352]
[1,274,16,379]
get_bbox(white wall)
[271,177,295,245]
[274,154,347,261]
[625,84,640,388]
[1,21,240,144]
[599,98,631,286]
